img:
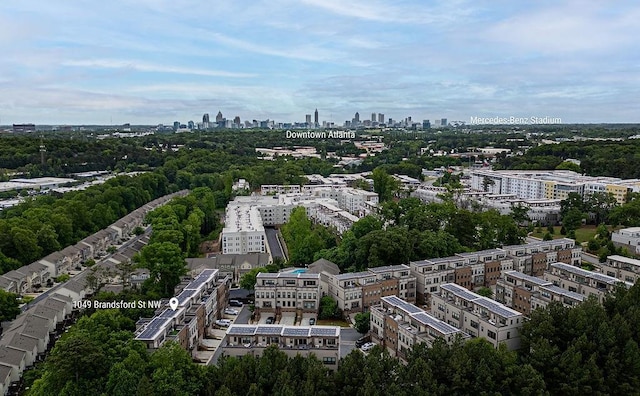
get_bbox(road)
[265,227,286,260]
[339,327,362,358]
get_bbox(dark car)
[266,316,275,324]
[309,317,316,325]
[355,335,370,348]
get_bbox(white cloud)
[62,59,256,78]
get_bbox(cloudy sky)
[1,0,638,125]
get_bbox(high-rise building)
[173,121,180,131]
[441,118,447,127]
[354,112,360,122]
[216,111,224,122]
[233,116,241,126]
[371,113,376,122]
[188,120,194,129]
[305,114,312,124]
[423,120,431,129]
[314,109,319,125]
[202,113,210,124]
[378,113,384,123]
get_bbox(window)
[487,330,497,340]
[323,357,337,365]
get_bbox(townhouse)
[502,238,581,277]
[222,325,341,370]
[600,255,640,284]
[370,295,467,362]
[322,264,417,314]
[431,283,523,350]
[543,262,631,303]
[254,271,321,318]
[611,228,640,256]
[410,248,514,306]
[134,269,230,354]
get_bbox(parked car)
[215,319,231,327]
[355,336,370,348]
[229,299,243,307]
[266,316,275,324]
[224,308,239,315]
[309,317,316,325]
[360,342,375,352]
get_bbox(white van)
[215,319,231,327]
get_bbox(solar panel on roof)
[412,312,460,335]
[440,284,479,301]
[227,326,257,336]
[475,297,520,318]
[255,326,283,335]
[282,327,310,337]
[310,327,338,337]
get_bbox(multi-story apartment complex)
[502,238,581,276]
[530,284,586,311]
[322,265,417,314]
[496,270,553,315]
[410,248,514,305]
[370,295,467,362]
[412,186,562,225]
[611,227,640,256]
[221,202,266,255]
[470,169,640,204]
[222,324,341,370]
[254,271,321,317]
[431,283,523,350]
[543,262,632,303]
[134,269,230,353]
[600,255,640,284]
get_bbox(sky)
[0,0,639,125]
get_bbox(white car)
[215,319,231,327]
[224,308,239,315]
[360,342,375,352]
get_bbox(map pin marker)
[169,297,179,311]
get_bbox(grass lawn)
[317,319,351,327]
[531,225,598,243]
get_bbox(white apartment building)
[222,325,341,370]
[370,295,467,362]
[611,227,640,255]
[221,202,266,254]
[544,262,632,303]
[431,283,523,350]
[254,272,321,316]
[601,255,640,284]
[470,170,640,204]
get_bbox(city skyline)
[0,1,639,124]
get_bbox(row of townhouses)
[0,190,189,295]
[222,325,341,370]
[410,238,580,306]
[370,295,467,362]
[0,293,74,396]
[134,269,230,354]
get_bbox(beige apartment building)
[254,271,321,318]
[431,283,523,350]
[600,255,640,284]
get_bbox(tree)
[477,287,493,298]
[372,168,399,202]
[135,242,186,297]
[0,289,20,322]
[354,312,370,334]
[319,296,340,320]
[562,207,584,232]
[240,267,268,290]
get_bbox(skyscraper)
[354,112,360,122]
[441,118,447,127]
[378,113,384,123]
[314,109,318,125]
[202,113,210,124]
[216,111,224,122]
[305,114,312,124]
[371,113,376,122]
